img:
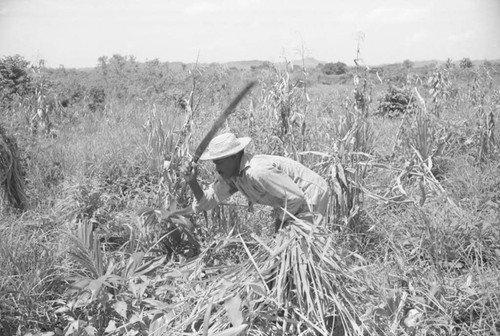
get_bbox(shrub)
[460,57,473,69]
[402,59,413,69]
[322,62,348,75]
[87,86,106,113]
[376,85,417,118]
[0,55,32,108]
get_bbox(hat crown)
[209,133,237,149]
[199,133,251,161]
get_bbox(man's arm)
[187,179,204,202]
[182,161,235,212]
[182,161,204,201]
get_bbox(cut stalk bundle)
[254,220,365,335]
[0,124,26,210]
[183,220,369,336]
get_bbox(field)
[1,55,500,336]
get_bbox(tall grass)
[1,59,499,336]
[0,216,68,334]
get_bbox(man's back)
[233,154,329,217]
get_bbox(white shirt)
[193,153,329,221]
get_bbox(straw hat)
[199,133,251,161]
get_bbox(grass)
[0,215,68,333]
[0,60,499,336]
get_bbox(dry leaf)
[224,295,243,327]
[403,309,423,328]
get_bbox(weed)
[1,55,499,336]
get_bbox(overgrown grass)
[1,61,499,336]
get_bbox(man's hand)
[181,160,198,183]
[181,160,204,202]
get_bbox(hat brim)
[199,137,251,161]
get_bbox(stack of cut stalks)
[180,219,367,336]
[0,125,26,210]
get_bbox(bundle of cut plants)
[0,125,26,210]
[185,218,369,336]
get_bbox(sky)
[0,0,499,68]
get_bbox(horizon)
[57,57,500,71]
[1,0,499,69]
[1,53,498,71]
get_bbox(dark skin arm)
[187,179,204,202]
[182,152,242,202]
[182,161,204,201]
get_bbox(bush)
[460,57,473,69]
[322,62,348,75]
[87,86,106,113]
[402,59,414,69]
[376,85,417,118]
[0,55,32,108]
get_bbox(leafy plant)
[87,86,106,113]
[427,65,457,117]
[460,57,473,69]
[60,220,177,336]
[322,62,349,75]
[468,70,498,162]
[376,85,417,118]
[0,55,32,109]
[1,51,500,336]
[261,60,308,160]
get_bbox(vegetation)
[1,53,499,336]
[460,58,473,69]
[321,62,349,75]
[375,85,417,118]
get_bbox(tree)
[444,58,455,69]
[322,62,348,75]
[459,57,473,69]
[402,59,413,69]
[0,55,32,106]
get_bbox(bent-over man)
[182,133,329,232]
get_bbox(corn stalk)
[470,72,498,162]
[311,66,374,229]
[261,60,307,161]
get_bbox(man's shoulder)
[244,154,300,177]
[250,154,321,176]
[248,154,287,166]
[252,154,299,166]
[251,154,275,161]
[244,154,275,175]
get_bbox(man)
[182,133,330,231]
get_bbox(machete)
[192,81,257,163]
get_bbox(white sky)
[0,0,499,68]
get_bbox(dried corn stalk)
[0,125,26,210]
